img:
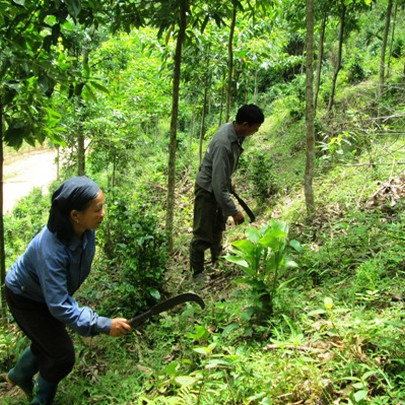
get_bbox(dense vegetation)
[2,0,405,404]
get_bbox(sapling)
[225,220,303,320]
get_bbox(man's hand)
[233,211,244,225]
[110,317,132,337]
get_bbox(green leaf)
[4,122,27,148]
[193,347,211,355]
[224,255,249,268]
[222,323,239,336]
[289,239,302,252]
[3,88,17,105]
[65,0,81,18]
[232,239,256,254]
[285,259,298,268]
[246,227,260,243]
[149,289,160,301]
[353,390,368,402]
[174,376,196,387]
[205,359,232,369]
[241,306,255,321]
[82,84,97,102]
[187,325,209,340]
[13,0,25,5]
[90,80,109,93]
[164,361,179,377]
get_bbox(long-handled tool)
[128,292,205,327]
[231,191,256,223]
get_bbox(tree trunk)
[56,145,60,180]
[225,4,236,122]
[327,3,346,115]
[218,72,225,127]
[305,0,316,217]
[165,0,187,250]
[189,110,195,168]
[314,14,327,112]
[386,1,398,79]
[253,70,258,104]
[77,132,85,176]
[378,0,393,97]
[199,85,208,165]
[0,95,6,325]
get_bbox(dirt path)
[3,149,58,213]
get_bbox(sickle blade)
[129,292,205,327]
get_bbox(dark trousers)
[190,184,226,274]
[6,287,75,384]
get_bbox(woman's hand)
[110,317,132,337]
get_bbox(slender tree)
[166,0,188,249]
[314,13,327,112]
[226,3,237,122]
[387,0,398,79]
[305,0,316,217]
[378,0,394,97]
[327,1,346,114]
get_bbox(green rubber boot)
[7,346,39,396]
[29,374,58,405]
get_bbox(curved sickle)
[129,292,205,327]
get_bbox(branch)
[341,162,405,167]
[263,344,320,353]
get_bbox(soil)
[3,148,58,213]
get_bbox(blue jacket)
[5,226,111,336]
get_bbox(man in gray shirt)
[190,104,264,277]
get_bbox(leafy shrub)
[225,221,303,321]
[4,188,50,268]
[347,57,368,84]
[352,258,384,293]
[392,37,404,58]
[242,150,280,203]
[98,191,168,314]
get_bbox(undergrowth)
[2,75,405,405]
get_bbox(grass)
[2,74,405,404]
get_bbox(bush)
[347,57,368,84]
[98,190,168,314]
[4,188,50,268]
[240,150,279,203]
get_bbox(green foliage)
[4,188,50,268]
[317,130,359,164]
[97,190,168,314]
[3,2,405,404]
[225,221,303,319]
[240,150,279,203]
[347,57,369,84]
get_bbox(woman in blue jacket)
[5,176,131,405]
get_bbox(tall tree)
[226,3,237,122]
[386,0,398,79]
[314,13,327,111]
[327,1,346,114]
[111,0,228,248]
[378,0,394,97]
[166,0,188,250]
[305,0,316,217]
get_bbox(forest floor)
[3,148,57,213]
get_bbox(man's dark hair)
[235,104,264,125]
